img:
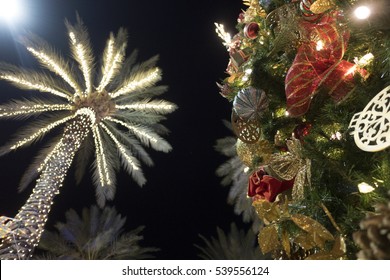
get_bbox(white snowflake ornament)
[349,85,390,152]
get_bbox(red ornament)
[293,122,312,140]
[248,168,294,202]
[244,22,260,39]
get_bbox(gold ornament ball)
[236,139,273,167]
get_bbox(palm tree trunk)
[0,112,93,259]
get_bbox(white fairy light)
[69,32,92,95]
[214,22,232,50]
[110,68,161,98]
[330,131,342,140]
[358,182,375,193]
[0,104,71,118]
[100,122,140,171]
[354,5,371,20]
[316,40,324,51]
[10,115,74,150]
[97,40,126,92]
[0,74,72,101]
[115,100,176,113]
[346,53,374,76]
[26,47,81,96]
[92,125,112,186]
[105,116,158,144]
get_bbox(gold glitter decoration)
[243,0,267,21]
[253,199,286,224]
[291,214,334,249]
[266,2,303,56]
[310,0,336,15]
[253,198,345,259]
[258,225,279,254]
[267,137,311,200]
[306,235,346,260]
[236,139,273,167]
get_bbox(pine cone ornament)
[353,201,390,260]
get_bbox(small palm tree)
[0,17,176,259]
[195,223,265,260]
[35,205,158,260]
[215,121,258,226]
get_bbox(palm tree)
[0,17,176,259]
[35,205,158,260]
[195,223,265,260]
[215,121,258,227]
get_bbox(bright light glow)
[358,182,375,193]
[0,0,22,22]
[316,40,324,51]
[214,22,232,50]
[346,53,374,76]
[354,5,371,20]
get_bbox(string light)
[214,22,233,50]
[0,74,72,101]
[26,47,81,96]
[316,40,324,51]
[100,122,140,171]
[110,68,161,98]
[115,100,176,113]
[354,5,371,20]
[105,116,158,145]
[69,32,92,95]
[97,39,126,92]
[358,182,375,193]
[92,125,112,186]
[10,115,74,150]
[0,104,71,118]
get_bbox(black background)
[0,0,247,259]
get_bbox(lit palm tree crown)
[0,18,177,206]
[0,17,176,259]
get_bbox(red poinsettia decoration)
[248,167,294,202]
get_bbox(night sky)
[0,0,247,259]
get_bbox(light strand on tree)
[10,115,74,150]
[215,23,232,50]
[105,116,158,145]
[92,125,112,186]
[100,122,140,171]
[0,113,93,259]
[97,40,126,92]
[110,68,161,98]
[37,107,96,173]
[26,47,81,96]
[0,104,72,118]
[0,74,72,101]
[115,100,176,113]
[69,32,92,95]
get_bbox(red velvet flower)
[248,168,294,202]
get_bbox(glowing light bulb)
[354,5,371,20]
[358,182,375,193]
[316,40,324,51]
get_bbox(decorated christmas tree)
[215,0,390,259]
